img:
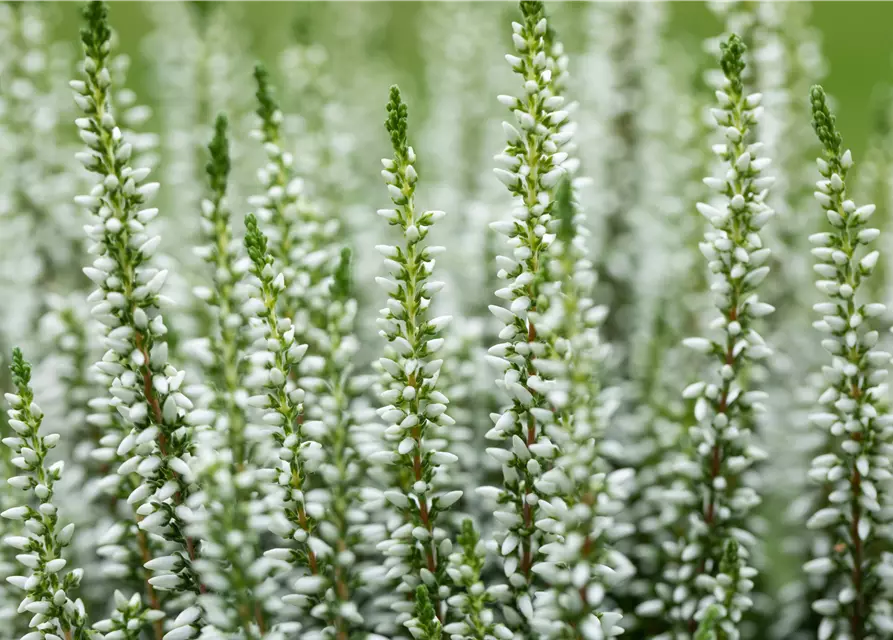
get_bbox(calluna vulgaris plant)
[3,2,893,640]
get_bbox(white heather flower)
[802,85,893,640]
[444,519,512,640]
[251,64,342,331]
[534,180,631,634]
[371,85,459,630]
[243,214,339,629]
[663,33,774,636]
[193,114,251,466]
[486,2,573,631]
[2,349,89,639]
[73,4,205,635]
[183,432,275,639]
[175,115,273,638]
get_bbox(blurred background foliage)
[39,1,893,163]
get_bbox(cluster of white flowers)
[5,2,893,639]
[370,84,461,637]
[240,213,322,621]
[802,85,893,640]
[643,33,775,637]
[190,114,252,466]
[441,519,512,639]
[484,2,572,630]
[71,5,212,639]
[2,348,89,640]
[531,179,633,638]
[183,428,276,640]
[249,64,342,337]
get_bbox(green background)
[45,1,893,161]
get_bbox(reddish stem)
[136,524,165,640]
[134,332,206,593]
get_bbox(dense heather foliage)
[2,2,893,639]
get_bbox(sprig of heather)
[528,179,632,638]
[71,0,210,631]
[443,519,512,640]
[802,85,893,640]
[0,355,25,632]
[175,127,272,638]
[372,85,460,630]
[192,114,251,466]
[294,246,373,638]
[484,1,570,629]
[183,429,275,640]
[250,64,340,329]
[242,214,330,628]
[2,348,90,640]
[671,33,774,635]
[406,586,443,640]
[250,65,299,291]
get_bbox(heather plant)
[802,85,893,640]
[3,2,893,640]
[372,84,460,636]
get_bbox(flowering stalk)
[676,33,774,634]
[373,85,460,628]
[242,214,331,621]
[250,65,298,294]
[443,519,511,640]
[182,126,270,637]
[256,63,370,636]
[194,113,251,467]
[183,433,272,639]
[2,348,90,640]
[485,1,569,629]
[298,246,370,638]
[72,3,211,635]
[250,64,339,331]
[803,85,893,640]
[528,179,631,638]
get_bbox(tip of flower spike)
[243,214,270,269]
[9,348,32,391]
[519,1,545,22]
[719,537,740,574]
[810,85,843,166]
[332,247,352,300]
[80,1,111,61]
[206,113,230,196]
[412,584,441,634]
[187,0,216,23]
[254,63,279,126]
[385,85,409,159]
[719,33,746,95]
[694,604,723,640]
